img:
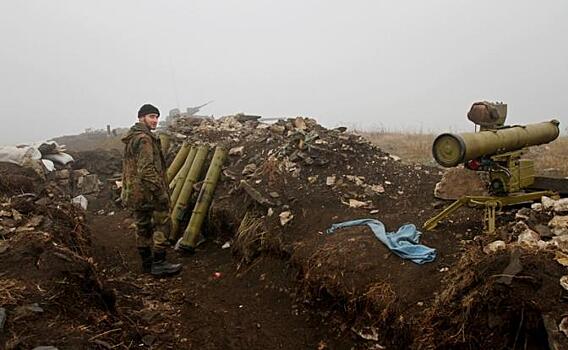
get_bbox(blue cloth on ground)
[326,219,436,264]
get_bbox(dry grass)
[360,131,568,176]
[232,211,267,265]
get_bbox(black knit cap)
[138,104,160,118]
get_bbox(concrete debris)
[279,211,294,226]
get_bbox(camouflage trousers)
[133,208,171,253]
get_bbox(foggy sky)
[1,0,567,145]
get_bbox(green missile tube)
[433,120,560,167]
[169,145,210,240]
[166,142,191,182]
[178,146,227,251]
[170,146,198,207]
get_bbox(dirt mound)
[0,191,133,349]
[70,149,123,177]
[161,116,490,346]
[0,162,42,195]
[417,247,567,349]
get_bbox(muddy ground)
[1,117,568,349]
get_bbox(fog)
[1,0,567,145]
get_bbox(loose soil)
[3,116,568,349]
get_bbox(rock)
[512,221,530,234]
[293,117,307,130]
[535,224,554,239]
[369,184,385,193]
[555,251,568,267]
[72,168,90,177]
[0,307,6,331]
[0,242,9,254]
[54,169,70,179]
[76,174,100,194]
[531,203,543,212]
[553,235,568,253]
[279,211,294,226]
[549,216,568,236]
[71,195,88,210]
[542,196,556,210]
[517,228,540,245]
[326,176,336,186]
[434,167,489,200]
[11,209,22,222]
[269,124,286,135]
[142,334,156,346]
[536,240,554,250]
[13,303,44,320]
[554,198,568,213]
[344,199,372,209]
[561,276,568,291]
[560,317,568,338]
[239,180,274,206]
[515,208,533,221]
[242,163,257,176]
[483,240,507,254]
[345,175,365,186]
[269,192,280,198]
[229,146,244,156]
[308,175,318,184]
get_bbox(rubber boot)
[138,247,152,273]
[151,251,182,276]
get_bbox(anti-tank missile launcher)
[424,102,561,233]
[432,102,560,194]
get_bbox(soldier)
[121,104,182,276]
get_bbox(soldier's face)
[140,113,160,130]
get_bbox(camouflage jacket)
[121,122,169,209]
